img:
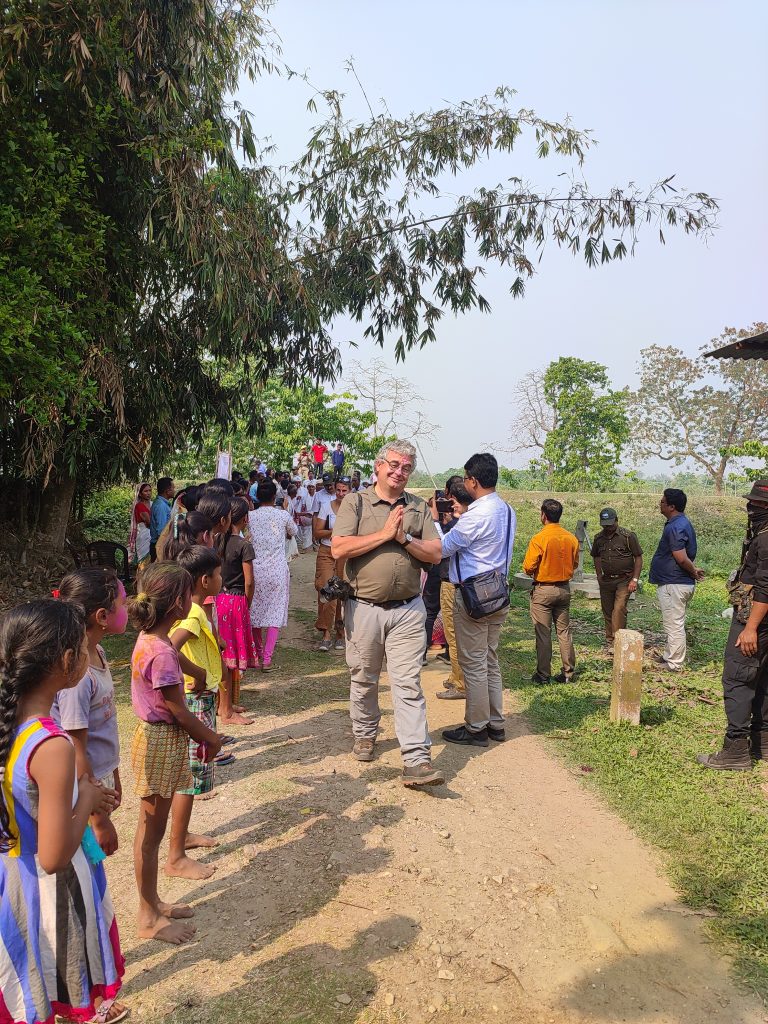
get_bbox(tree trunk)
[713,455,729,495]
[37,471,76,551]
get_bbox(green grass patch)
[291,607,316,624]
[500,581,768,998]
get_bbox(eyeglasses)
[381,459,414,475]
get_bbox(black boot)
[696,736,752,771]
[751,729,768,760]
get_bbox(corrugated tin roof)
[704,330,768,360]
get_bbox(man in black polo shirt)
[590,508,643,649]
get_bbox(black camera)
[319,575,354,604]
[434,489,453,515]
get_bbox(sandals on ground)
[92,1000,129,1024]
[58,998,129,1024]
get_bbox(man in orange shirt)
[522,499,580,683]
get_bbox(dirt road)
[112,554,765,1023]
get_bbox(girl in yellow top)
[167,545,225,881]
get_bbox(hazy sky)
[236,1,767,472]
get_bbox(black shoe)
[529,672,551,684]
[487,726,506,742]
[422,653,429,666]
[442,725,489,747]
[553,672,575,684]
[752,729,768,760]
[697,736,752,771]
[436,650,451,664]
[402,762,445,786]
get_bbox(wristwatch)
[632,577,639,582]
[403,532,414,547]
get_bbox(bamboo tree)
[0,1,718,544]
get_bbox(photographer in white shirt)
[439,453,516,747]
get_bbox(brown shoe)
[352,738,375,762]
[402,762,445,787]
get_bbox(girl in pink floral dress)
[215,498,258,673]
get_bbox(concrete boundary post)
[610,628,643,725]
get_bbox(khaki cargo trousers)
[344,596,432,767]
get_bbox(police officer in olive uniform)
[590,508,643,648]
[697,480,768,771]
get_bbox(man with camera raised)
[439,454,515,746]
[331,440,445,787]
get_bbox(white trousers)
[656,583,694,669]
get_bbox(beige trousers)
[656,583,694,669]
[530,583,575,679]
[314,545,343,634]
[440,581,465,691]
[344,596,432,766]
[453,591,507,732]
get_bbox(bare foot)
[185,832,219,850]
[157,900,195,919]
[232,703,249,714]
[164,856,216,880]
[138,914,196,944]
[221,713,253,726]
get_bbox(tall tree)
[0,1,717,547]
[343,359,439,445]
[533,358,629,490]
[168,378,380,480]
[628,323,768,493]
[505,369,558,481]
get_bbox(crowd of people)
[0,438,766,1023]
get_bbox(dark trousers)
[149,540,158,563]
[333,464,344,481]
[598,577,631,641]
[723,614,768,740]
[423,565,443,651]
[314,461,324,477]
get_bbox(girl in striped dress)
[0,599,125,1024]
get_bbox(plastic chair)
[84,541,132,588]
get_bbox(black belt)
[533,580,569,587]
[601,573,631,581]
[353,595,419,610]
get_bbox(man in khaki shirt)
[332,440,445,787]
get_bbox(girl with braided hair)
[0,599,125,1024]
[51,567,128,859]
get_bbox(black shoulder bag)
[456,505,513,619]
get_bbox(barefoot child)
[197,490,250,727]
[129,562,222,945]
[215,497,258,711]
[52,567,128,857]
[0,599,125,1024]
[167,545,225,880]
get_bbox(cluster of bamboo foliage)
[0,1,717,543]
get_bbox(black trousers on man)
[423,564,443,653]
[723,613,768,741]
